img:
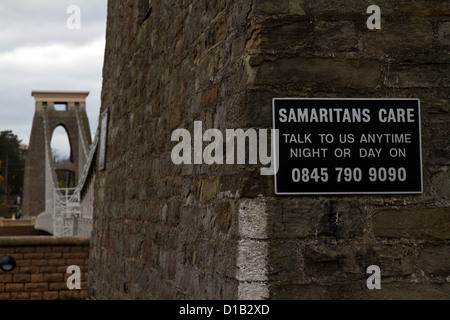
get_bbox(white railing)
[53,128,99,236]
[36,107,99,236]
[53,188,80,236]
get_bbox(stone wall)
[89,0,252,299]
[249,0,450,300]
[0,236,89,300]
[88,0,450,299]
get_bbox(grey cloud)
[0,0,107,52]
[0,0,107,150]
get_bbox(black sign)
[273,98,423,195]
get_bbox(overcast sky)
[0,0,107,158]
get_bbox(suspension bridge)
[22,91,98,236]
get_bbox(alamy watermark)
[367,5,381,30]
[366,265,381,290]
[66,5,81,30]
[66,265,81,290]
[171,121,279,176]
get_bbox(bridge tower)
[23,91,91,218]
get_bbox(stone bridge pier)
[22,91,91,218]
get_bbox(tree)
[0,160,3,184]
[0,131,26,202]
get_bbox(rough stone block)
[252,0,291,16]
[313,20,358,52]
[309,0,397,16]
[236,239,268,282]
[433,171,450,199]
[384,64,450,88]
[254,57,381,89]
[269,283,328,300]
[199,176,220,203]
[375,244,417,276]
[238,198,268,239]
[418,245,450,276]
[258,18,312,50]
[238,282,269,300]
[317,201,366,239]
[268,240,303,281]
[399,0,450,15]
[302,244,361,279]
[372,207,450,239]
[439,21,450,47]
[364,18,433,53]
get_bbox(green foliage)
[0,130,27,203]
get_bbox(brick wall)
[0,236,89,300]
[88,0,450,300]
[0,218,50,236]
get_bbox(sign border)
[272,98,423,195]
[98,108,110,171]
